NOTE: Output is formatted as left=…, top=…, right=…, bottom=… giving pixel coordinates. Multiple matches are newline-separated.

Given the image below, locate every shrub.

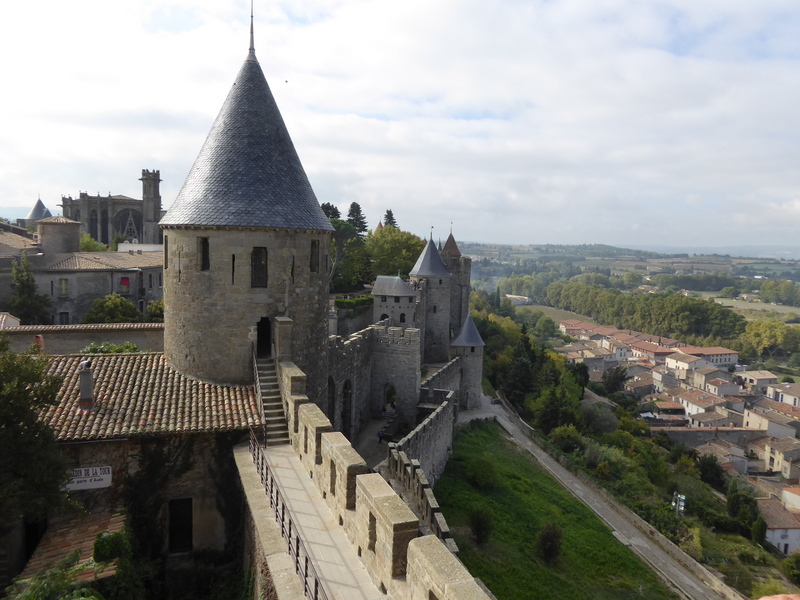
left=466, top=455, right=498, bottom=491
left=80, top=341, right=140, bottom=354
left=94, top=530, right=130, bottom=562
left=784, top=552, right=800, bottom=584
left=549, top=424, right=583, bottom=453
left=334, top=296, right=374, bottom=309
left=751, top=581, right=786, bottom=597
left=468, top=504, right=493, bottom=545
left=537, top=521, right=563, bottom=564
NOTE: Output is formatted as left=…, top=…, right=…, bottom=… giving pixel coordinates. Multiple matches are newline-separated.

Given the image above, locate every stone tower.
left=140, top=169, right=162, bottom=244
left=410, top=238, right=451, bottom=364
left=440, top=232, right=471, bottom=342
left=451, top=314, right=485, bottom=409
left=160, top=29, right=333, bottom=406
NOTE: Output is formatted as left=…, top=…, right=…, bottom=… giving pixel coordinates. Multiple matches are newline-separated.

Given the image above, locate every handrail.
left=249, top=428, right=330, bottom=600
left=252, top=345, right=265, bottom=425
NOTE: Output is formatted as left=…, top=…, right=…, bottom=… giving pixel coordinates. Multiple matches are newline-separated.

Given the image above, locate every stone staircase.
left=256, top=358, right=290, bottom=446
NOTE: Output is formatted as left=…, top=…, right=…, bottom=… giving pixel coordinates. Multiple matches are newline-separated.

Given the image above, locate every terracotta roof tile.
left=42, top=353, right=261, bottom=441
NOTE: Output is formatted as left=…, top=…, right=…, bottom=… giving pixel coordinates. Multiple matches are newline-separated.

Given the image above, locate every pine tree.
left=320, top=202, right=341, bottom=219
left=383, top=209, right=398, bottom=228
left=5, top=252, right=51, bottom=325
left=346, top=202, right=368, bottom=235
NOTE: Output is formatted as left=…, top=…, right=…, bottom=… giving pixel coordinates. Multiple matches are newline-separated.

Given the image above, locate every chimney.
left=79, top=360, right=94, bottom=412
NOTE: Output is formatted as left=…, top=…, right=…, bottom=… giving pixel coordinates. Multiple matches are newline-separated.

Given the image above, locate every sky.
left=2, top=0, right=800, bottom=249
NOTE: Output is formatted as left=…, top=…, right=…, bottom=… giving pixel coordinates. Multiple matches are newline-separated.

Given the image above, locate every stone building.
left=60, top=169, right=163, bottom=245
left=7, top=21, right=488, bottom=600
left=0, top=216, right=163, bottom=324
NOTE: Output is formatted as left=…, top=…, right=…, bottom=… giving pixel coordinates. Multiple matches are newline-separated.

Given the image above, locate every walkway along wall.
left=252, top=354, right=491, bottom=600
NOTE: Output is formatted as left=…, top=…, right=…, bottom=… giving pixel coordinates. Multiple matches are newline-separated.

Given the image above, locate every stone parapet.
left=297, top=403, right=332, bottom=474
left=406, top=535, right=488, bottom=600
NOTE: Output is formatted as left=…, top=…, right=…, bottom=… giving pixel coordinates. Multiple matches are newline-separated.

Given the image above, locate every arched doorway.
left=383, top=384, right=396, bottom=411
left=341, top=380, right=352, bottom=439
left=256, top=317, right=272, bottom=357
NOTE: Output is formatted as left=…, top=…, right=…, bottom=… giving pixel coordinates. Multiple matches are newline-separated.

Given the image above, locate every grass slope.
left=435, top=422, right=677, bottom=600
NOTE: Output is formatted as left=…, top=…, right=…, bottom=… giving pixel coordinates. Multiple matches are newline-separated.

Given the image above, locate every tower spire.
left=249, top=0, right=255, bottom=57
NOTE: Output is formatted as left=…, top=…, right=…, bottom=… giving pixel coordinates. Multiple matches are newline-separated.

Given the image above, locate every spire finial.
left=249, top=0, right=255, bottom=56
left=430, top=226, right=434, bottom=241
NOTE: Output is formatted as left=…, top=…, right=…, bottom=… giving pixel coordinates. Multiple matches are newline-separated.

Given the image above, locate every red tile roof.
left=20, top=511, right=125, bottom=581
left=42, top=353, right=261, bottom=441
left=757, top=498, right=800, bottom=530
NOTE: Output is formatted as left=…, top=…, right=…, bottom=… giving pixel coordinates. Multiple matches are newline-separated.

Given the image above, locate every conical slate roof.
left=160, top=46, right=333, bottom=232
left=26, top=198, right=52, bottom=221
left=441, top=233, right=461, bottom=257
left=451, top=314, right=485, bottom=347
left=409, top=237, right=450, bottom=278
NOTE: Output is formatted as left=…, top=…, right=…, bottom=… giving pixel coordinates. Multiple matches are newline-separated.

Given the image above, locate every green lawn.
left=435, top=422, right=678, bottom=600
left=516, top=304, right=597, bottom=327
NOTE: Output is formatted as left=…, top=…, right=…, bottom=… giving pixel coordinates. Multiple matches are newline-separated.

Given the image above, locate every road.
left=458, top=399, right=741, bottom=600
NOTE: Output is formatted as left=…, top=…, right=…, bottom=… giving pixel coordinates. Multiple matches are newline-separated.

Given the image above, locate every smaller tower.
left=451, top=314, right=485, bottom=409
left=140, top=169, right=162, bottom=244
left=409, top=238, right=451, bottom=364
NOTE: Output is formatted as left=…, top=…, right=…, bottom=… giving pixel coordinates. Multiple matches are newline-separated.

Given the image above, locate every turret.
left=451, top=314, right=485, bottom=409
left=409, top=238, right=451, bottom=363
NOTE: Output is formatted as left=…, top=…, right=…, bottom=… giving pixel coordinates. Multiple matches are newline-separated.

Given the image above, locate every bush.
left=466, top=455, right=498, bottom=491
left=537, top=521, right=563, bottom=564
left=751, top=580, right=786, bottom=598
left=334, top=296, right=374, bottom=309
left=783, top=552, right=800, bottom=584
left=468, top=504, right=493, bottom=545
left=94, top=530, right=130, bottom=562
left=80, top=341, right=140, bottom=354
left=549, top=424, right=583, bottom=453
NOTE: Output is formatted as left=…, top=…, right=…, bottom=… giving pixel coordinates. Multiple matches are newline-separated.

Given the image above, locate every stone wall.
left=162, top=227, right=330, bottom=401
left=327, top=327, right=374, bottom=440
left=656, top=427, right=766, bottom=449
left=394, top=394, right=455, bottom=487
left=275, top=365, right=491, bottom=600
left=3, top=323, right=164, bottom=354
left=420, top=358, right=460, bottom=404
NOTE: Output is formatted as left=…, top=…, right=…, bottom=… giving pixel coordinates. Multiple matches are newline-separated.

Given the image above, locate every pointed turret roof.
left=451, top=314, right=485, bottom=347
left=26, top=198, right=52, bottom=221
left=375, top=221, right=384, bottom=233
left=409, top=237, right=451, bottom=278
left=160, top=37, right=333, bottom=232
left=441, top=232, right=461, bottom=257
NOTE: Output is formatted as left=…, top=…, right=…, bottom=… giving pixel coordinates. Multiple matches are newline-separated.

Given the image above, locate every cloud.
left=2, top=0, right=800, bottom=247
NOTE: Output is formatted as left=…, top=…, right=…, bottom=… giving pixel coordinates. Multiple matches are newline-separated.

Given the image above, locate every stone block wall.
left=420, top=358, right=460, bottom=404
left=328, top=327, right=374, bottom=439
left=4, top=323, right=165, bottom=354
left=278, top=362, right=491, bottom=599
left=395, top=393, right=456, bottom=486
left=371, top=325, right=421, bottom=425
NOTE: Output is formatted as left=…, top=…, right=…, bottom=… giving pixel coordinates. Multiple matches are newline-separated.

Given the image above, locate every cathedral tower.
left=160, top=27, right=333, bottom=404
left=140, top=169, right=162, bottom=244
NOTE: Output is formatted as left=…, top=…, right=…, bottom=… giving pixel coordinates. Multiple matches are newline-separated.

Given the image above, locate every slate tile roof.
left=372, top=275, right=416, bottom=297
left=160, top=49, right=333, bottom=232
left=25, top=198, right=52, bottom=221
left=451, top=314, right=485, bottom=347
left=409, top=238, right=451, bottom=278
left=41, top=353, right=261, bottom=442
left=20, top=511, right=125, bottom=582
left=441, top=233, right=461, bottom=257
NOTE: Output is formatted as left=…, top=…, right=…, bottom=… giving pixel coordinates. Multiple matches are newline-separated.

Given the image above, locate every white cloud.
left=1, top=0, right=800, bottom=247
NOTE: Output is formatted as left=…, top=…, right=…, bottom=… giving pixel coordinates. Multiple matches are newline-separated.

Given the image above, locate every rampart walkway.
left=457, top=398, right=740, bottom=600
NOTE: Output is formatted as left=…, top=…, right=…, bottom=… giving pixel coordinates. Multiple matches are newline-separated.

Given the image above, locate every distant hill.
left=625, top=244, right=800, bottom=260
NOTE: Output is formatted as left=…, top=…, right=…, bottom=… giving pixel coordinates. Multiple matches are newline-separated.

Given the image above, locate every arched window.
left=380, top=313, right=389, bottom=321
left=400, top=313, right=406, bottom=323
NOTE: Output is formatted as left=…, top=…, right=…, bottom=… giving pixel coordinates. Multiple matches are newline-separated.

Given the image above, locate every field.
left=516, top=304, right=596, bottom=326
left=434, top=422, right=678, bottom=600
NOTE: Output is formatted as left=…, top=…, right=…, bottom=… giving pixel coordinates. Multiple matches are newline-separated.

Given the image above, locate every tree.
left=328, top=218, right=361, bottom=287
left=0, top=334, right=68, bottom=536
left=145, top=299, right=164, bottom=323
left=537, top=521, right=563, bottom=563
left=346, top=202, right=368, bottom=235
left=601, top=365, right=631, bottom=394
left=751, top=516, right=767, bottom=546
left=622, top=271, right=643, bottom=289
left=720, top=286, right=738, bottom=299
left=320, top=202, right=341, bottom=219
left=383, top=209, right=398, bottom=228
left=4, top=252, right=51, bottom=325
left=79, top=232, right=107, bottom=252
left=82, top=293, right=143, bottom=324
left=364, top=227, right=425, bottom=278
left=696, top=454, right=725, bottom=490
left=468, top=503, right=493, bottom=545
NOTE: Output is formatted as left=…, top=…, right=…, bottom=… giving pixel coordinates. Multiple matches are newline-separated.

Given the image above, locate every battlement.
left=264, top=360, right=491, bottom=600
left=374, top=324, right=420, bottom=345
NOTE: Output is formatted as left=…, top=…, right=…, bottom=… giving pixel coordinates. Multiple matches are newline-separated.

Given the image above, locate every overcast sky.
left=2, top=0, right=800, bottom=249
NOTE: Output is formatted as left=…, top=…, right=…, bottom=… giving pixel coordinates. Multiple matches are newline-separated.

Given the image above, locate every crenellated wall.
left=269, top=365, right=491, bottom=600
left=420, top=358, right=460, bottom=404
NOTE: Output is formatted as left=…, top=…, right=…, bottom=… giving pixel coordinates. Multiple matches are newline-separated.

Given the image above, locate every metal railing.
left=249, top=428, right=330, bottom=600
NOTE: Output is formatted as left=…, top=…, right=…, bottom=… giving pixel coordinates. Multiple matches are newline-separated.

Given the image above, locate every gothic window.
left=198, top=237, right=210, bottom=271
left=310, top=240, right=320, bottom=273
left=251, top=247, right=268, bottom=288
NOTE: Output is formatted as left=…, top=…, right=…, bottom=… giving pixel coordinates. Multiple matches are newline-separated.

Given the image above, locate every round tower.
left=451, top=314, right=485, bottom=409
left=409, top=238, right=451, bottom=364
left=37, top=216, right=81, bottom=254
left=159, top=34, right=333, bottom=406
